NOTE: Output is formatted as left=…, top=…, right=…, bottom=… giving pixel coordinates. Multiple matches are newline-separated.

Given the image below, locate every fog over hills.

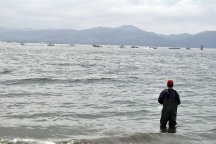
left=0, top=25, right=216, bottom=48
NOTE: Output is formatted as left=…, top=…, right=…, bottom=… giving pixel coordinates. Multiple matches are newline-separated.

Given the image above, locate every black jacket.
left=158, top=88, right=180, bottom=109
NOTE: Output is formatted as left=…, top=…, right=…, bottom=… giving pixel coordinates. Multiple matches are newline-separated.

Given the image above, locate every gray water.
left=0, top=42, right=216, bottom=144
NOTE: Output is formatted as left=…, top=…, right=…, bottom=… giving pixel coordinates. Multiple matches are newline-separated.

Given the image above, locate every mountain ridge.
left=0, top=25, right=216, bottom=48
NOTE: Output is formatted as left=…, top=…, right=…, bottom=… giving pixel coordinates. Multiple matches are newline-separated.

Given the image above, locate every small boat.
left=200, top=45, right=204, bottom=50
left=131, top=46, right=138, bottom=48
left=186, top=47, right=190, bottom=50
left=169, top=47, right=181, bottom=49
left=92, top=44, right=102, bottom=47
left=119, top=45, right=125, bottom=48
left=47, top=43, right=54, bottom=46
left=20, top=42, right=25, bottom=45
left=150, top=46, right=157, bottom=49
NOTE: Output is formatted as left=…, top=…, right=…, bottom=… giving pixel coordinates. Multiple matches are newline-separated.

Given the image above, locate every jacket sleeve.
left=158, top=91, right=164, bottom=104
left=175, top=91, right=181, bottom=105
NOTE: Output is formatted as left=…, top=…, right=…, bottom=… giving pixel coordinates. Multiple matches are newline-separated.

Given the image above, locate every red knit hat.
left=167, top=80, right=174, bottom=87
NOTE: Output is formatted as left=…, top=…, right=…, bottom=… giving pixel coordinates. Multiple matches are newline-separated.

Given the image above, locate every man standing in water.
left=158, top=80, right=180, bottom=132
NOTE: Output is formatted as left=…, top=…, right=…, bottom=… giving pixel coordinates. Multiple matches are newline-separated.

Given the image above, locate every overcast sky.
left=0, top=0, right=216, bottom=34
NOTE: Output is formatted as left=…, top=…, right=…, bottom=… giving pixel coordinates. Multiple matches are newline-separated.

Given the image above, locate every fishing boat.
left=92, top=44, right=102, bottom=47
left=150, top=46, right=157, bottom=49
left=131, top=46, right=138, bottom=48
left=47, top=43, right=54, bottom=46
left=169, top=47, right=181, bottom=49
left=119, top=45, right=125, bottom=48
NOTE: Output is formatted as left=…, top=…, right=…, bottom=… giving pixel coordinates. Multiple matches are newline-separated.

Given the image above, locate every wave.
left=0, top=133, right=196, bottom=144
left=74, top=133, right=196, bottom=144
left=209, top=128, right=216, bottom=132
left=48, top=63, right=76, bottom=66
left=0, top=138, right=56, bottom=144
left=0, top=69, right=12, bottom=74
left=0, top=78, right=56, bottom=85
left=71, top=77, right=120, bottom=83
left=0, top=77, right=120, bottom=85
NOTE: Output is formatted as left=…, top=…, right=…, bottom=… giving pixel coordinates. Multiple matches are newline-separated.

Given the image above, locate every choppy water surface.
left=0, top=43, right=216, bottom=144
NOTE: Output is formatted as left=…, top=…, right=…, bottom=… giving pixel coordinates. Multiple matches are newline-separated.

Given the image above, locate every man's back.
left=158, top=88, right=180, bottom=108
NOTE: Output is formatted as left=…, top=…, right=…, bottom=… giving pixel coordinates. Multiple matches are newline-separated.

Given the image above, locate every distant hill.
left=0, top=25, right=216, bottom=48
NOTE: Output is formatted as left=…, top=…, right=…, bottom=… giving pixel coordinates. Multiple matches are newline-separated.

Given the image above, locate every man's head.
left=167, top=80, right=174, bottom=88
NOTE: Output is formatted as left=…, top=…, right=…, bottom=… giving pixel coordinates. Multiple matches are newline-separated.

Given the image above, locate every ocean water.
left=0, top=42, right=216, bottom=144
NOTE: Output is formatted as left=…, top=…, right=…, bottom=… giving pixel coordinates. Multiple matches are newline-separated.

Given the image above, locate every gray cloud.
left=0, top=0, right=215, bottom=34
